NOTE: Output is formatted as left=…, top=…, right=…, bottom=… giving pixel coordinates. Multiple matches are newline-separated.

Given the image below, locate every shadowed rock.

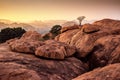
left=35, top=40, right=76, bottom=59
left=89, top=35, right=120, bottom=69
left=73, top=63, right=120, bottom=80
left=0, top=43, right=88, bottom=80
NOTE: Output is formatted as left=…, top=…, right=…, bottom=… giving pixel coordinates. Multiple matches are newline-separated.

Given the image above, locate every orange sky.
left=0, top=0, right=120, bottom=22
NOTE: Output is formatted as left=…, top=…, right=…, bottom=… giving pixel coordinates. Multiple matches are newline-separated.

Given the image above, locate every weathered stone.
left=82, top=24, right=100, bottom=33
left=21, top=31, right=41, bottom=41
left=0, top=43, right=88, bottom=80
left=61, top=25, right=80, bottom=33
left=73, top=63, right=120, bottom=80
left=55, top=29, right=79, bottom=44
left=88, top=35, right=120, bottom=69
left=56, top=19, right=120, bottom=58
left=9, top=39, right=44, bottom=53
left=35, top=40, right=76, bottom=59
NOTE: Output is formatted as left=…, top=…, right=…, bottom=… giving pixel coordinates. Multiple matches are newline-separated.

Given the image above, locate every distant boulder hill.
left=0, top=19, right=120, bottom=80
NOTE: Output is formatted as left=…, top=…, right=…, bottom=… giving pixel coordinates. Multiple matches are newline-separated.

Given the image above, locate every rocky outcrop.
left=73, top=63, right=120, bottom=80
left=35, top=40, right=76, bottom=59
left=89, top=35, right=120, bottom=69
left=56, top=19, right=120, bottom=58
left=61, top=25, right=80, bottom=33
left=55, top=29, right=80, bottom=44
left=21, top=31, right=41, bottom=41
left=0, top=43, right=88, bottom=80
left=8, top=31, right=44, bottom=53
left=9, top=39, right=44, bottom=53
left=9, top=31, right=76, bottom=59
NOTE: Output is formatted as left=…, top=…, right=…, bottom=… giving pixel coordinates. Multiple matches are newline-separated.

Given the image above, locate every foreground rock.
left=35, top=40, right=76, bottom=59
left=9, top=39, right=44, bottom=53
left=56, top=19, right=120, bottom=58
left=0, top=43, right=88, bottom=80
left=73, top=63, right=120, bottom=80
left=89, top=35, right=120, bottom=69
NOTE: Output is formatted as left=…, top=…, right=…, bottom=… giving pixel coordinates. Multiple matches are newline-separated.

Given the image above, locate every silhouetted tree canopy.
left=50, top=25, right=62, bottom=36
left=0, top=27, right=26, bottom=43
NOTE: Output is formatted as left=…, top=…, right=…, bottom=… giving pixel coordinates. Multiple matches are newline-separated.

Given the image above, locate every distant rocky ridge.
left=0, top=19, right=120, bottom=80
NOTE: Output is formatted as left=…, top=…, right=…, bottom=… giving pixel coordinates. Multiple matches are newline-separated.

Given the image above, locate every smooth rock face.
left=9, top=39, right=44, bottom=53
left=56, top=19, right=120, bottom=58
left=61, top=25, right=80, bottom=33
left=0, top=43, right=88, bottom=80
left=35, top=40, right=76, bottom=59
left=89, top=35, right=120, bottom=69
left=73, top=63, right=120, bottom=80
left=21, top=31, right=41, bottom=41
left=55, top=29, right=79, bottom=44
left=82, top=24, right=100, bottom=33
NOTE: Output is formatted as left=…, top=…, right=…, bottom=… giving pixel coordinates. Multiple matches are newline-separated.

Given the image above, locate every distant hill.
left=0, top=19, right=67, bottom=34
left=28, top=20, right=67, bottom=33
left=0, top=22, right=35, bottom=31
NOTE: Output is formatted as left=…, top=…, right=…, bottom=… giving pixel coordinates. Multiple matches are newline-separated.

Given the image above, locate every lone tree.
left=77, top=16, right=86, bottom=26
left=0, top=27, right=26, bottom=43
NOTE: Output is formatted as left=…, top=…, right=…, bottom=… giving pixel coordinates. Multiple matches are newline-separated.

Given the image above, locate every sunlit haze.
left=0, top=0, right=120, bottom=22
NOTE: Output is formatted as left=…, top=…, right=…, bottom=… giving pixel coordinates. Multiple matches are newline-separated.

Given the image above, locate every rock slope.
left=73, top=63, right=120, bottom=80
left=0, top=43, right=88, bottom=80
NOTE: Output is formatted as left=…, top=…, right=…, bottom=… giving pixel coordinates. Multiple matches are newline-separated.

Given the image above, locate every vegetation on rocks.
left=0, top=27, right=26, bottom=43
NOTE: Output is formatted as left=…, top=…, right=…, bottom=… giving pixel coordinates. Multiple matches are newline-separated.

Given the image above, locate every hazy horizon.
left=0, top=0, right=120, bottom=22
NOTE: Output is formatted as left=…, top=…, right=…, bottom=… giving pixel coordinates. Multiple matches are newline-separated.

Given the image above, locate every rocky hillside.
left=0, top=19, right=120, bottom=80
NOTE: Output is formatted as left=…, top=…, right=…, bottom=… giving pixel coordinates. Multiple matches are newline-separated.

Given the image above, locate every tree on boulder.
left=0, top=27, right=26, bottom=43
left=77, top=16, right=86, bottom=26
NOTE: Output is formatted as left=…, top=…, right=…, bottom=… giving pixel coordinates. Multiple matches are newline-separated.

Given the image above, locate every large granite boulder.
left=8, top=31, right=44, bottom=54
left=88, top=35, right=120, bottom=69
left=73, top=63, right=120, bottom=80
left=0, top=43, right=88, bottom=80
left=35, top=40, right=76, bottom=59
left=61, top=25, right=80, bottom=33
left=55, top=29, right=79, bottom=44
left=21, top=31, right=41, bottom=41
left=9, top=39, right=44, bottom=53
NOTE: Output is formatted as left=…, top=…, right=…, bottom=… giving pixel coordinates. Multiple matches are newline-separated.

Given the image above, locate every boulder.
left=88, top=35, right=120, bottom=69
left=56, top=19, right=120, bottom=58
left=35, top=40, right=76, bottom=59
left=73, top=63, right=120, bottom=80
left=21, top=31, right=41, bottom=41
left=55, top=29, right=79, bottom=44
left=82, top=24, right=100, bottom=33
left=0, top=43, right=88, bottom=80
left=9, top=39, right=44, bottom=53
left=61, top=25, right=80, bottom=33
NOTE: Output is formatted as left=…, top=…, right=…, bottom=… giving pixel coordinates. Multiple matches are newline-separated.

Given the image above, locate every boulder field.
left=0, top=19, right=120, bottom=80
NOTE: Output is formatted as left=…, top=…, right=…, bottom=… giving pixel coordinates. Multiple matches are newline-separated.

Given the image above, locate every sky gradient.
left=0, top=0, right=120, bottom=22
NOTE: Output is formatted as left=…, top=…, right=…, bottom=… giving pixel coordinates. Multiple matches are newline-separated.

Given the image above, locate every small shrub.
left=0, top=27, right=26, bottom=43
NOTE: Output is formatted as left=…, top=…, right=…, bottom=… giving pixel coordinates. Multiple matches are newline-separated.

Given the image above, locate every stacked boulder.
left=9, top=31, right=76, bottom=59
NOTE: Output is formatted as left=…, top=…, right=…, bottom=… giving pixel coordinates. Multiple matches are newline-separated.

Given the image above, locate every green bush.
left=50, top=25, right=62, bottom=36
left=0, top=27, right=26, bottom=43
